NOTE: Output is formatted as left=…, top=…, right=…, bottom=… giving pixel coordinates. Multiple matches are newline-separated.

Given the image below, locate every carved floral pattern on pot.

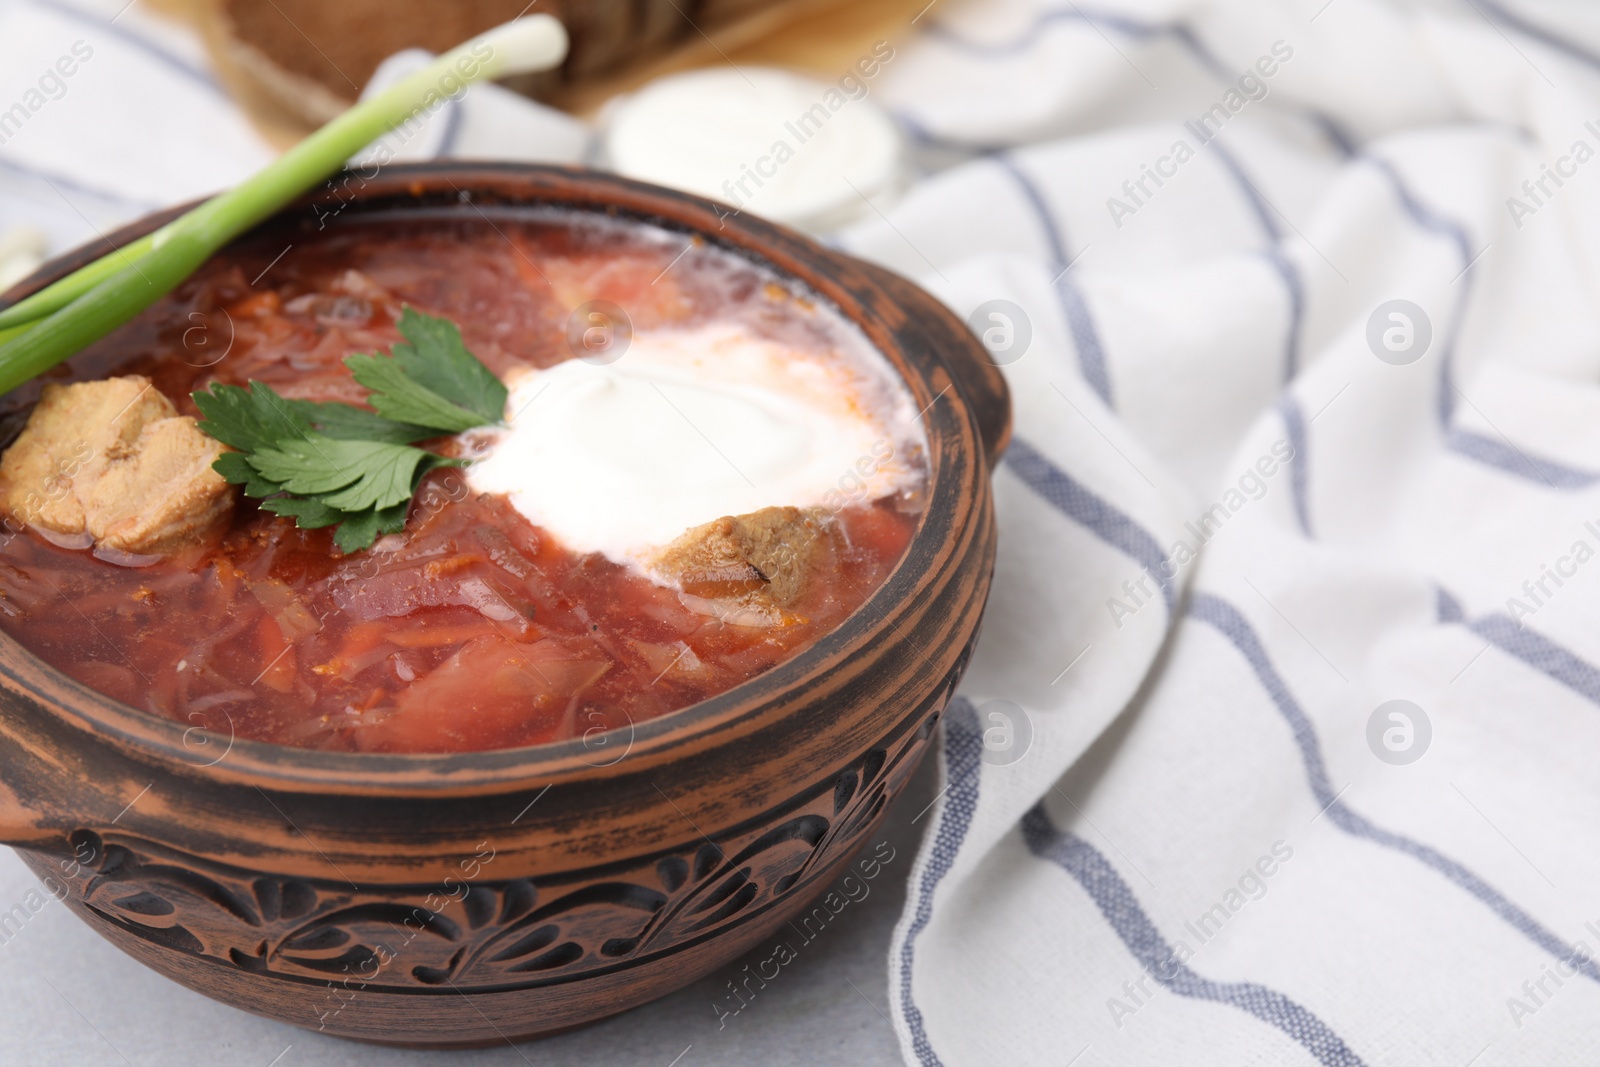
left=50, top=703, right=943, bottom=995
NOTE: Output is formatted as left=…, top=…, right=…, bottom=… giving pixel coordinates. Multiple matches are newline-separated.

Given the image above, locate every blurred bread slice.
left=211, top=0, right=802, bottom=125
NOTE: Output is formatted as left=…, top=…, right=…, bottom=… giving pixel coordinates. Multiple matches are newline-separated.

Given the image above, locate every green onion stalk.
left=0, top=16, right=568, bottom=395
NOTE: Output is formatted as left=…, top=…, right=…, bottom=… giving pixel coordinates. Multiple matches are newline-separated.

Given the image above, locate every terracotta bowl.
left=0, top=163, right=1007, bottom=1047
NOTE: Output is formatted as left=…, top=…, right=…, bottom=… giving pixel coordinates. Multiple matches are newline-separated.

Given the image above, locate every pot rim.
left=0, top=161, right=994, bottom=795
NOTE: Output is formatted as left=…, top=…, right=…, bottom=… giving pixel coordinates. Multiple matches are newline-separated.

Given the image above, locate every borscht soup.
left=0, top=211, right=929, bottom=753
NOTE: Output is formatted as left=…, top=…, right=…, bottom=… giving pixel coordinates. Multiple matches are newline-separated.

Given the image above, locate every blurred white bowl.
left=600, top=66, right=905, bottom=233
left=0, top=227, right=46, bottom=293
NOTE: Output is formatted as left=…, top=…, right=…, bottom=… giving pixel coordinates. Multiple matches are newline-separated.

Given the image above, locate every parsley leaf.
left=191, top=308, right=504, bottom=553
left=346, top=307, right=508, bottom=430
left=330, top=502, right=409, bottom=554
left=247, top=436, right=458, bottom=511
left=211, top=450, right=283, bottom=498
left=192, top=381, right=309, bottom=453
left=293, top=400, right=436, bottom=445
left=258, top=496, right=343, bottom=528
left=195, top=379, right=436, bottom=448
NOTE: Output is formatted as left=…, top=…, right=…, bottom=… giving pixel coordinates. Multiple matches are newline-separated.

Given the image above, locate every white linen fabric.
left=0, top=0, right=274, bottom=264
left=5, top=0, right=1600, bottom=1064
left=859, top=2, right=1600, bottom=1065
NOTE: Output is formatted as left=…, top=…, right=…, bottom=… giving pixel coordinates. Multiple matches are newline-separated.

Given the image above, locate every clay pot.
left=0, top=164, right=1007, bottom=1047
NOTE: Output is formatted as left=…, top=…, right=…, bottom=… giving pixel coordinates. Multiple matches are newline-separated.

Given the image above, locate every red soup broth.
left=0, top=212, right=927, bottom=753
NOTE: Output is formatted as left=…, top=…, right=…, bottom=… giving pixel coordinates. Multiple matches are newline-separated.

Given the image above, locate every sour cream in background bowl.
left=600, top=64, right=907, bottom=233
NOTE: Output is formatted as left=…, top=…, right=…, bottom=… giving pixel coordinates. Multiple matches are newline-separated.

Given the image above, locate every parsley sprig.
left=193, top=308, right=508, bottom=553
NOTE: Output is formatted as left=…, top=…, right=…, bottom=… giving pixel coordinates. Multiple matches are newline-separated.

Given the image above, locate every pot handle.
left=847, top=258, right=1011, bottom=469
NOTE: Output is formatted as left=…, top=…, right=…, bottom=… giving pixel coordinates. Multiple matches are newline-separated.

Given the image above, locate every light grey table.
left=0, top=756, right=934, bottom=1066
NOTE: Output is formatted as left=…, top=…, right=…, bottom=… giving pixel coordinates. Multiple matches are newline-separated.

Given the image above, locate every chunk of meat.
left=0, top=376, right=234, bottom=554
left=650, top=506, right=828, bottom=621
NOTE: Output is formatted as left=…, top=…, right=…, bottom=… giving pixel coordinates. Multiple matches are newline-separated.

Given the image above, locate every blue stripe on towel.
left=1362, top=155, right=1475, bottom=263
left=1310, top=115, right=1359, bottom=158
left=1264, top=251, right=1305, bottom=382
left=0, top=154, right=158, bottom=214
left=1467, top=614, right=1600, bottom=703
left=930, top=4, right=1358, bottom=173
left=1004, top=436, right=1175, bottom=610
left=926, top=5, right=1235, bottom=82
left=898, top=698, right=984, bottom=1067
left=436, top=97, right=466, bottom=157
left=1441, top=420, right=1600, bottom=488
left=1022, top=805, right=1370, bottom=1067
left=1435, top=587, right=1600, bottom=706
left=1362, top=155, right=1600, bottom=489
left=993, top=155, right=1115, bottom=407
left=1209, top=139, right=1281, bottom=242
left=1475, top=0, right=1600, bottom=72
left=924, top=6, right=1164, bottom=55
left=1191, top=591, right=1600, bottom=984
left=1277, top=396, right=1312, bottom=536
left=35, top=0, right=226, bottom=95
left=1435, top=586, right=1466, bottom=625
left=895, top=113, right=1008, bottom=159
left=1208, top=140, right=1306, bottom=382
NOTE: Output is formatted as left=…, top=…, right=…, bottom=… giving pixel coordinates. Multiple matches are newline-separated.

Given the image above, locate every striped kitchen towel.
left=848, top=0, right=1600, bottom=1064
left=0, top=0, right=273, bottom=265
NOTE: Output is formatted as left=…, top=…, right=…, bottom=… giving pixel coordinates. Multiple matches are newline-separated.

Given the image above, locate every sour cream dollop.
left=464, top=323, right=925, bottom=569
